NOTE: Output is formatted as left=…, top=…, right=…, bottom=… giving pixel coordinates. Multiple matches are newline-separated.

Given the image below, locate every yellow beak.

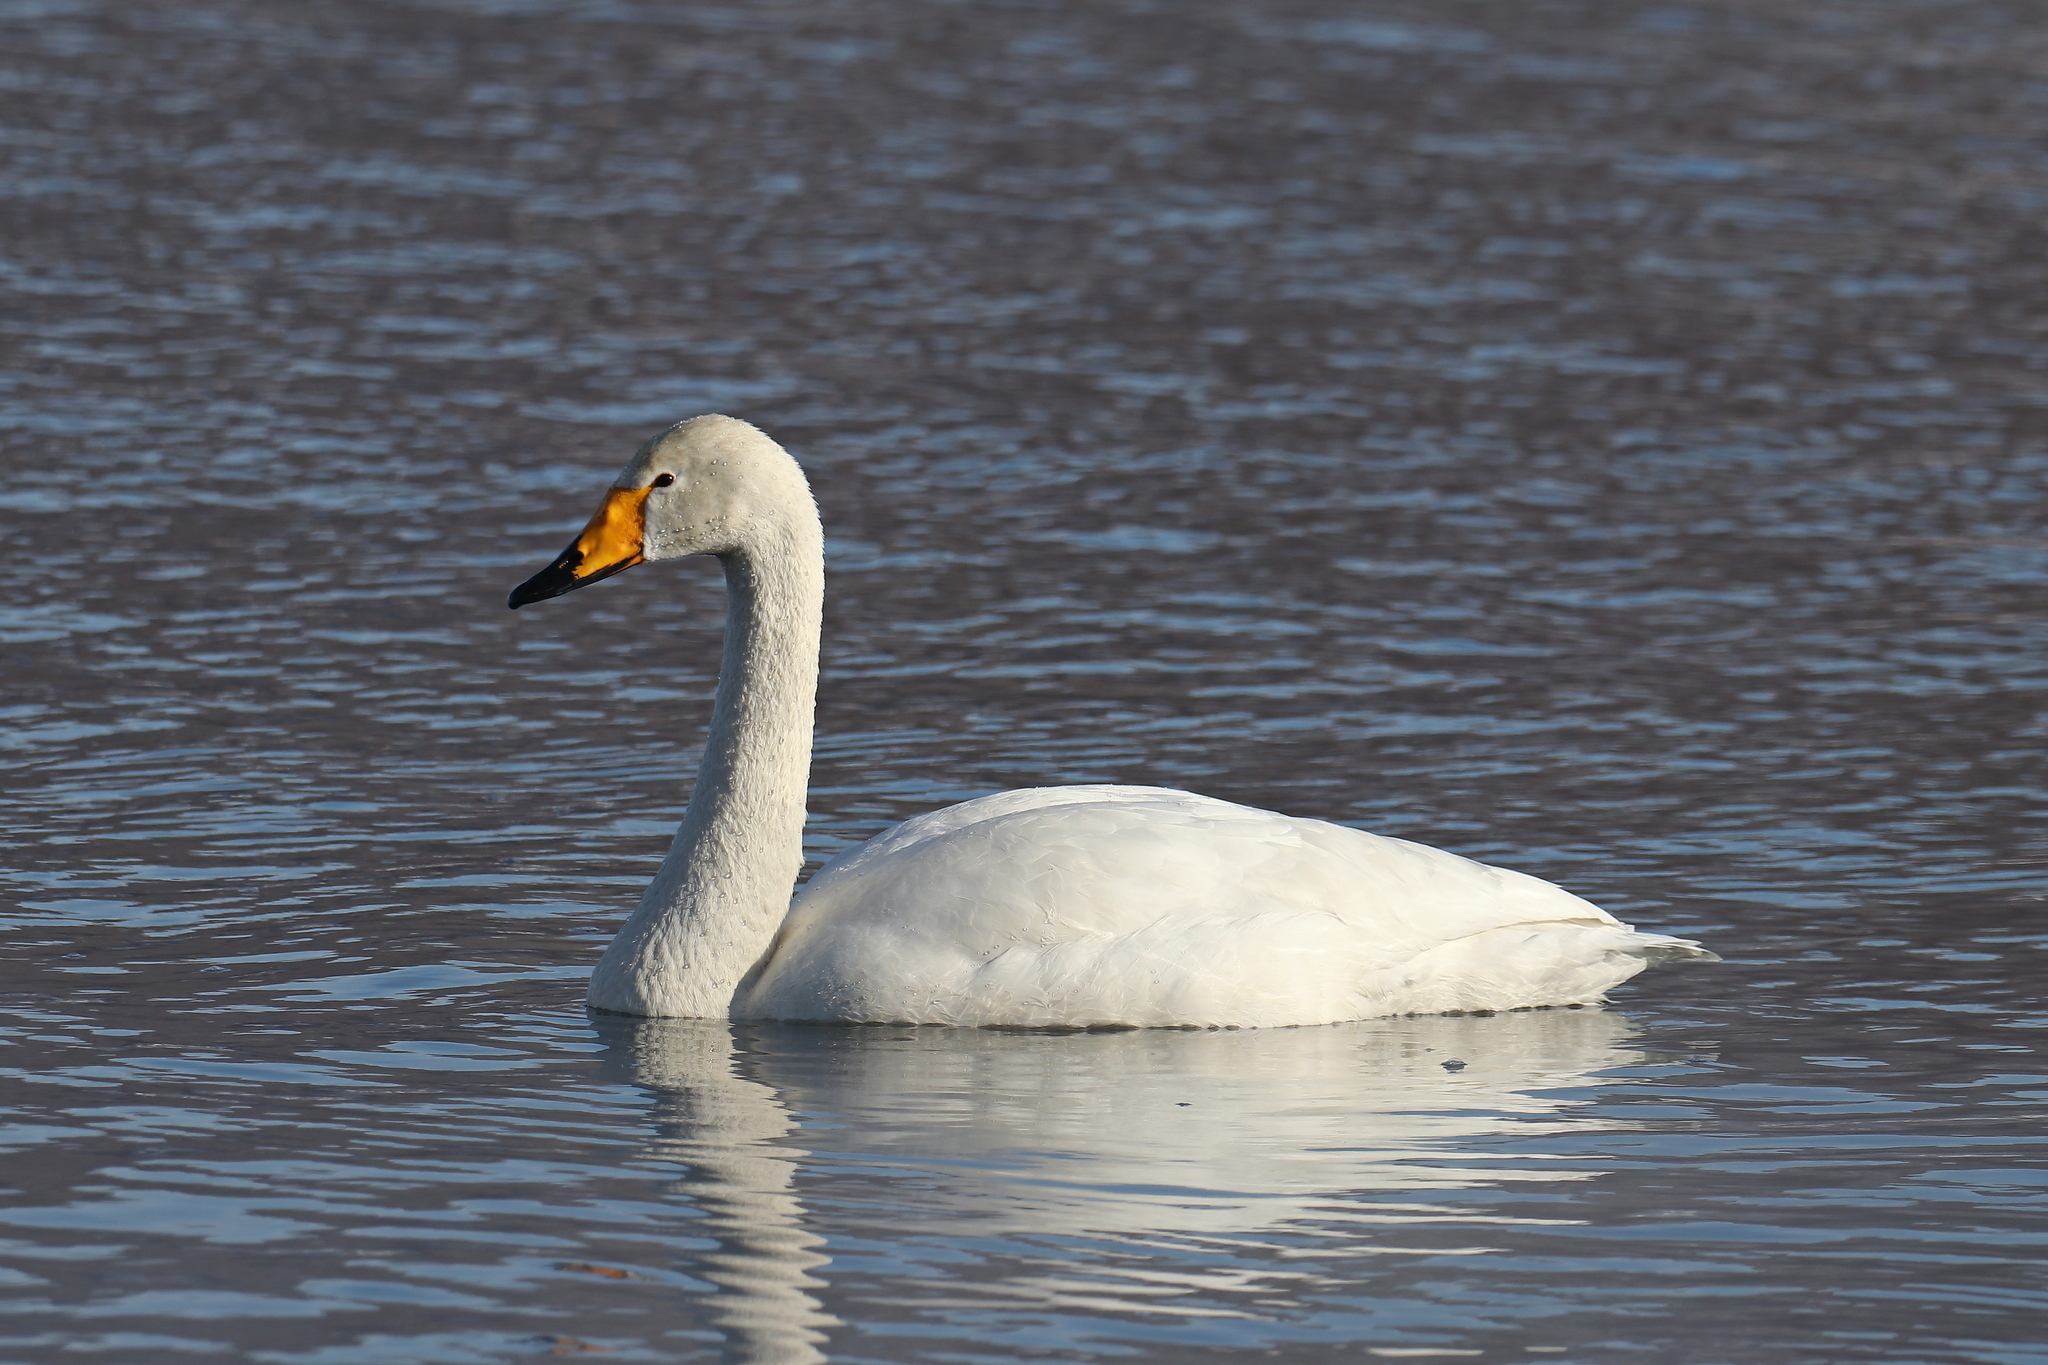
left=507, top=485, right=651, bottom=609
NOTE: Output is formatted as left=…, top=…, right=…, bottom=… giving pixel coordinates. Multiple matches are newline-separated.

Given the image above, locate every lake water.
left=5, top=0, right=2047, bottom=1361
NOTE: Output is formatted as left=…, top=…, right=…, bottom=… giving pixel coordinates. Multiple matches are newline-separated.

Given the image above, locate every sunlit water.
left=5, top=0, right=2048, bottom=1361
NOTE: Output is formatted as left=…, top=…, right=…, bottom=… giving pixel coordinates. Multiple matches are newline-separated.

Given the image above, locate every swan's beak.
left=507, top=485, right=649, bottom=609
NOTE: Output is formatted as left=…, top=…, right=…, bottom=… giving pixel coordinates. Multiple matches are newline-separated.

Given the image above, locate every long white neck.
left=587, top=510, right=823, bottom=1018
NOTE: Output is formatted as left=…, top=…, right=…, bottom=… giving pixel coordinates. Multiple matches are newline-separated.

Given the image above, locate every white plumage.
left=751, top=784, right=1706, bottom=1027
left=509, top=415, right=1713, bottom=1027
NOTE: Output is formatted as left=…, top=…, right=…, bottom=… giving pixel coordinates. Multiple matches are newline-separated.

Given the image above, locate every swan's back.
left=741, top=786, right=1708, bottom=1028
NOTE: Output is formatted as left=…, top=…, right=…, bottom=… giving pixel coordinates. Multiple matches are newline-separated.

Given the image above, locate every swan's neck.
left=588, top=515, right=822, bottom=1017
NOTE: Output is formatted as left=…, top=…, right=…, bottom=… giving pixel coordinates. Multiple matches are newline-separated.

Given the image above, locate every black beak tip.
left=507, top=551, right=585, bottom=610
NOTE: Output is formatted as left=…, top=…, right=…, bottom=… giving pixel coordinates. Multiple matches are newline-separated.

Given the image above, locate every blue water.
left=5, top=0, right=2048, bottom=1360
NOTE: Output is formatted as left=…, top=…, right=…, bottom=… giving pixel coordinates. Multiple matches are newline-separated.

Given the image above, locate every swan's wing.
left=748, top=785, right=1707, bottom=1027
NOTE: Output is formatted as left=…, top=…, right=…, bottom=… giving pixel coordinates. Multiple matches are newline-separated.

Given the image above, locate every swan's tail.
left=1621, top=931, right=1720, bottom=965
left=1353, top=920, right=1717, bottom=1018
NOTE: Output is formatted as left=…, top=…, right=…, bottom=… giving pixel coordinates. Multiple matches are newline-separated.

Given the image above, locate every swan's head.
left=508, top=414, right=809, bottom=609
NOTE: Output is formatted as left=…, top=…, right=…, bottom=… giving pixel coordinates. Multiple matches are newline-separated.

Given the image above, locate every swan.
left=509, top=414, right=1713, bottom=1027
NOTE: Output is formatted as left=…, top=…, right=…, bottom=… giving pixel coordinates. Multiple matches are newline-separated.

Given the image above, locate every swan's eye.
left=651, top=473, right=675, bottom=489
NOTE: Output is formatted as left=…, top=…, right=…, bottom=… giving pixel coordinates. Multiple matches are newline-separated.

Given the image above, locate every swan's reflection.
left=594, top=1016, right=836, bottom=1365
left=597, top=1008, right=1666, bottom=1351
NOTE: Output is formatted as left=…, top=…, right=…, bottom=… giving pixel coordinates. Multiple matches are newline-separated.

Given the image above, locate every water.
left=4, top=0, right=2046, bottom=1359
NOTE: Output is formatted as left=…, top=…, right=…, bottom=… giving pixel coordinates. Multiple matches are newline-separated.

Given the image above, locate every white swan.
left=509, top=415, right=1713, bottom=1027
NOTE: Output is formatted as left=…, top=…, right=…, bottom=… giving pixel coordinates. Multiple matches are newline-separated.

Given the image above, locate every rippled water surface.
left=6, top=0, right=2048, bottom=1360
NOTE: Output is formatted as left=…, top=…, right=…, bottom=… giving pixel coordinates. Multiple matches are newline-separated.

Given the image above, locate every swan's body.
left=753, top=784, right=1704, bottom=1028
left=510, top=415, right=1712, bottom=1027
